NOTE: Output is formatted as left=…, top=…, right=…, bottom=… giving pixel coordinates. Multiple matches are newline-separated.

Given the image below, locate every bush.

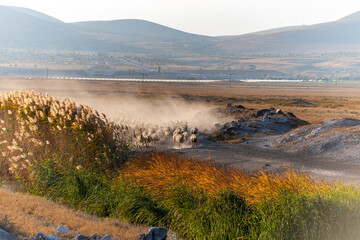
left=0, top=91, right=130, bottom=180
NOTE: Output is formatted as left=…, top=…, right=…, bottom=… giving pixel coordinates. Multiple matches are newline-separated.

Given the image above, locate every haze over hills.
left=208, top=11, right=360, bottom=54
left=0, top=6, right=90, bottom=50
left=2, top=5, right=360, bottom=55
left=4, top=5, right=360, bottom=80
left=71, top=19, right=211, bottom=41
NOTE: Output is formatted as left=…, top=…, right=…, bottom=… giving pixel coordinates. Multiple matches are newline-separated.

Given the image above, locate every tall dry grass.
left=121, top=152, right=360, bottom=239
left=123, top=152, right=331, bottom=205
left=0, top=90, right=130, bottom=180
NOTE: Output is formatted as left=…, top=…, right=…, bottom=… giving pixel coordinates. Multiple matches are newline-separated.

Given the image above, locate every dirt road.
left=172, top=136, right=360, bottom=183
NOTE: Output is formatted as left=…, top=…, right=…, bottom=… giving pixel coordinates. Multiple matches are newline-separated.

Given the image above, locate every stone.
left=142, top=227, right=168, bottom=240
left=34, top=233, right=47, bottom=240
left=0, top=228, right=19, bottom=240
left=276, top=109, right=285, bottom=115
left=287, top=112, right=296, bottom=118
left=290, top=101, right=315, bottom=106
left=235, top=105, right=246, bottom=109
left=55, top=226, right=68, bottom=236
left=89, top=233, right=103, bottom=240
left=46, top=235, right=61, bottom=240
left=100, top=234, right=111, bottom=240
left=256, top=109, right=270, bottom=117
left=71, top=234, right=88, bottom=240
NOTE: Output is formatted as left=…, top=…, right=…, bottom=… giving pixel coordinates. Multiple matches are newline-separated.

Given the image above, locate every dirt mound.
left=211, top=104, right=308, bottom=142
left=271, top=118, right=360, bottom=155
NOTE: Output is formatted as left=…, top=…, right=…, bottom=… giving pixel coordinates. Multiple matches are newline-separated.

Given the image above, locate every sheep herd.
left=116, top=119, right=199, bottom=149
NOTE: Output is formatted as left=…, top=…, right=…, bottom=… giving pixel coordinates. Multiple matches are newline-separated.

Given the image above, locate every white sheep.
left=190, top=127, right=198, bottom=134
left=190, top=134, right=197, bottom=148
left=174, top=133, right=185, bottom=148
left=183, top=131, right=189, bottom=141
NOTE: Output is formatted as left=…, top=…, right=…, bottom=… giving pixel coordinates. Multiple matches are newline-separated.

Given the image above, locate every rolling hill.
left=205, top=11, right=360, bottom=54
left=2, top=5, right=360, bottom=55
left=0, top=6, right=89, bottom=50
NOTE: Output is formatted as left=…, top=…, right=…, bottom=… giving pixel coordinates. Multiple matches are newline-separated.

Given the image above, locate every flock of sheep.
left=116, top=120, right=199, bottom=149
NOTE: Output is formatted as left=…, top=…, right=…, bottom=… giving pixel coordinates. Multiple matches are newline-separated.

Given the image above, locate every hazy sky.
left=1, top=0, right=360, bottom=36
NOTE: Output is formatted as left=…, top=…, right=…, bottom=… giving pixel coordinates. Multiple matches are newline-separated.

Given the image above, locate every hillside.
left=0, top=6, right=90, bottom=50
left=205, top=11, right=360, bottom=54
left=2, top=5, right=360, bottom=65
left=0, top=5, right=216, bottom=55
left=71, top=19, right=210, bottom=41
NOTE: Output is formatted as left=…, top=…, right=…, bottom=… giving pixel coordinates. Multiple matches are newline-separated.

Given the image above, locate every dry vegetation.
left=0, top=189, right=148, bottom=239
left=124, top=152, right=332, bottom=205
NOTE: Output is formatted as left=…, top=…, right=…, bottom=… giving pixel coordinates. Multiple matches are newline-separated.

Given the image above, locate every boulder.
left=276, top=109, right=285, bottom=115
left=235, top=105, right=246, bottom=109
left=100, top=234, right=111, bottom=240
left=88, top=233, right=102, bottom=240
left=287, top=112, right=296, bottom=118
left=0, top=228, right=18, bottom=240
left=139, top=227, right=168, bottom=240
left=55, top=226, right=68, bottom=236
left=71, top=234, right=88, bottom=240
left=256, top=109, right=270, bottom=117
left=290, top=101, right=316, bottom=106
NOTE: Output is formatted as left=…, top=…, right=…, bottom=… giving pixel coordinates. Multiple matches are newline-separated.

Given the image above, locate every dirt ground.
left=2, top=77, right=360, bottom=183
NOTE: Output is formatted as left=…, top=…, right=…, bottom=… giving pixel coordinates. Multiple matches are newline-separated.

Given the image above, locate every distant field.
left=1, top=77, right=360, bottom=124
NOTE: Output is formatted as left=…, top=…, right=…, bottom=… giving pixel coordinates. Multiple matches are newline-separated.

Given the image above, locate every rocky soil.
left=210, top=103, right=308, bottom=143
left=174, top=104, right=360, bottom=183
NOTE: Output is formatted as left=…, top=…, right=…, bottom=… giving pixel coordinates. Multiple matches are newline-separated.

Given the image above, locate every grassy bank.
left=1, top=91, right=360, bottom=239
left=24, top=152, right=360, bottom=240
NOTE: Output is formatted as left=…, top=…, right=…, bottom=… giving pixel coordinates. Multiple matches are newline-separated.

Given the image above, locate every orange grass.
left=123, top=152, right=332, bottom=205
left=0, top=189, right=148, bottom=239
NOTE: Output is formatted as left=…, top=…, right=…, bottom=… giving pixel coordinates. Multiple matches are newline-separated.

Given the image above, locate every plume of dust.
left=72, top=95, right=229, bottom=132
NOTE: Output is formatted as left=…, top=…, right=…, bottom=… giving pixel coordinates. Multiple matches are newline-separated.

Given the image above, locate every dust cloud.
left=73, top=95, right=228, bottom=132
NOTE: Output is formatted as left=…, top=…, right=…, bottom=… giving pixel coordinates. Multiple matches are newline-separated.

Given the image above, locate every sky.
left=0, top=0, right=360, bottom=36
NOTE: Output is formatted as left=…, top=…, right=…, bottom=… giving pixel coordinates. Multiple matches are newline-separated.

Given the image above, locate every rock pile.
left=12, top=225, right=117, bottom=240
left=1, top=226, right=170, bottom=240
left=23, top=232, right=114, bottom=240
left=271, top=118, right=360, bottom=155
left=213, top=105, right=308, bottom=142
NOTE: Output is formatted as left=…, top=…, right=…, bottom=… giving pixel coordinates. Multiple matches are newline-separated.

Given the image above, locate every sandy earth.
left=172, top=134, right=360, bottom=183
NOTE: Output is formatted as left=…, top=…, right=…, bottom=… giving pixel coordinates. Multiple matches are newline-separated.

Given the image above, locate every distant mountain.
left=0, top=5, right=215, bottom=55
left=70, top=19, right=215, bottom=56
left=71, top=19, right=208, bottom=41
left=2, top=5, right=360, bottom=55
left=0, top=5, right=89, bottom=50
left=205, top=11, right=360, bottom=54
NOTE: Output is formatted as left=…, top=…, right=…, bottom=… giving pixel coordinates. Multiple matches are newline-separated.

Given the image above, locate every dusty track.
left=2, top=77, right=360, bottom=183
left=172, top=135, right=360, bottom=183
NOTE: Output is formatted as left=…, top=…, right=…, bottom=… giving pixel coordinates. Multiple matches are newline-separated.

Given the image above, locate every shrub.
left=0, top=90, right=130, bottom=180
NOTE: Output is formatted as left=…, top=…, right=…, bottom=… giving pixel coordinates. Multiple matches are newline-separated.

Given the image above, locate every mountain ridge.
left=1, top=5, right=360, bottom=55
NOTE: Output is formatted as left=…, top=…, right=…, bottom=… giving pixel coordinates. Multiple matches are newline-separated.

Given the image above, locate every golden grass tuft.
left=0, top=90, right=130, bottom=179
left=123, top=152, right=333, bottom=205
